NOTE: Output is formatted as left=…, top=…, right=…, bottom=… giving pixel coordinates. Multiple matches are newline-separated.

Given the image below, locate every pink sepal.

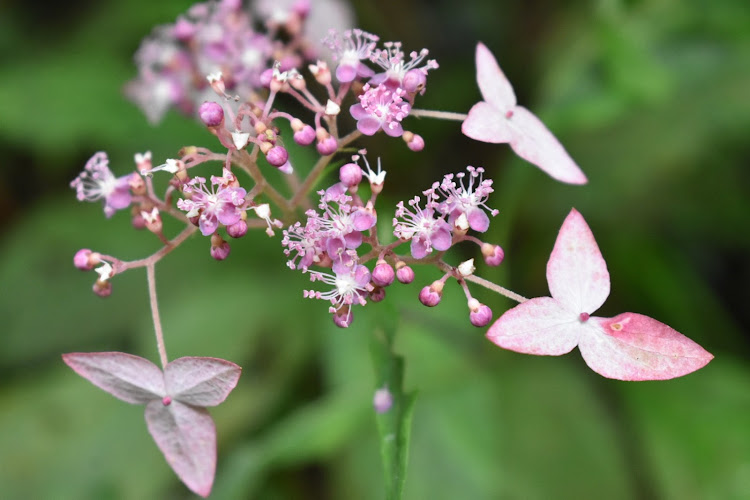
left=581, top=313, right=714, bottom=381
left=462, top=42, right=587, bottom=185
left=62, top=352, right=165, bottom=404
left=145, top=400, right=216, bottom=498
left=165, top=357, right=242, bottom=407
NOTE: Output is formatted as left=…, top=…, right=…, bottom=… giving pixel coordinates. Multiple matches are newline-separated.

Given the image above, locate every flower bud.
left=316, top=134, right=338, bottom=156
left=199, top=101, right=224, bottom=127
left=419, top=281, right=443, bottom=307
left=210, top=234, right=231, bottom=261
left=226, top=220, right=248, bottom=238
left=372, top=260, right=395, bottom=287
left=333, top=307, right=353, bottom=328
left=395, top=264, right=415, bottom=284
left=293, top=124, right=316, bottom=145
left=93, top=279, right=112, bottom=298
left=369, top=286, right=386, bottom=302
left=373, top=387, right=393, bottom=414
left=482, top=243, right=505, bottom=267
left=74, top=249, right=99, bottom=271
left=266, top=146, right=289, bottom=167
left=468, top=299, right=493, bottom=327
left=339, top=162, right=363, bottom=187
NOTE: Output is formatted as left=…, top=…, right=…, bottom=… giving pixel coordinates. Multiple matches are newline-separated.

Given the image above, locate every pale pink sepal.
left=487, top=208, right=713, bottom=381
left=475, top=41, right=516, bottom=110
left=580, top=314, right=714, bottom=381
left=165, top=357, right=242, bottom=407
left=462, top=42, right=587, bottom=185
left=547, top=208, right=610, bottom=315
left=145, top=400, right=216, bottom=498
left=62, top=352, right=165, bottom=404
left=462, top=102, right=513, bottom=143
left=486, top=297, right=580, bottom=355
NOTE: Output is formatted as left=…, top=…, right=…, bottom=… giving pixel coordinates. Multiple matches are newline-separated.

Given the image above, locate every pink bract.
left=486, top=209, right=713, bottom=381
left=62, top=352, right=241, bottom=497
left=462, top=43, right=587, bottom=185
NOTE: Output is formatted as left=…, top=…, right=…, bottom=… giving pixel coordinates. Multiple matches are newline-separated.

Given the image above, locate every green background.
left=1, top=0, right=749, bottom=498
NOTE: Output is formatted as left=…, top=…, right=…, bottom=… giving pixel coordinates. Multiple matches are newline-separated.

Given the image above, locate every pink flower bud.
left=226, top=220, right=248, bottom=238
left=316, top=135, right=338, bottom=156
left=406, top=133, right=425, bottom=152
left=266, top=146, right=289, bottom=167
left=93, top=279, right=112, bottom=298
left=468, top=299, right=493, bottom=327
left=74, top=249, right=98, bottom=271
left=396, top=264, right=415, bottom=284
left=210, top=234, right=231, bottom=261
left=482, top=243, right=505, bottom=266
left=333, top=307, right=353, bottom=328
left=369, top=286, right=386, bottom=302
left=198, top=101, right=224, bottom=127
left=339, top=162, right=363, bottom=187
left=372, top=260, right=395, bottom=287
left=373, top=387, right=393, bottom=413
left=293, top=125, right=316, bottom=145
left=419, top=281, right=443, bottom=307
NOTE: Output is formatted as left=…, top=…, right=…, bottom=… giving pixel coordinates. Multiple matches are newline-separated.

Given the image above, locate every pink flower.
left=70, top=152, right=133, bottom=218
left=62, top=352, right=241, bottom=497
left=393, top=193, right=453, bottom=259
left=462, top=43, right=587, bottom=185
left=437, top=166, right=498, bottom=232
left=369, top=41, right=438, bottom=93
left=323, top=29, right=378, bottom=82
left=486, top=209, right=713, bottom=380
left=350, top=84, right=411, bottom=137
left=177, top=171, right=247, bottom=236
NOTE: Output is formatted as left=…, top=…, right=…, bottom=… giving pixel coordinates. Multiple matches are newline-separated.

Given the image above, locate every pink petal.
left=198, top=213, right=219, bottom=236
left=467, top=208, right=490, bottom=232
left=382, top=121, right=404, bottom=137
left=461, top=102, right=513, bottom=144
left=486, top=297, right=582, bottom=355
left=475, top=42, right=516, bottom=110
left=336, top=64, right=357, bottom=83
left=164, top=357, right=241, bottom=407
left=62, top=352, right=165, bottom=404
left=579, top=313, right=714, bottom=381
left=507, top=106, right=588, bottom=184
left=349, top=103, right=368, bottom=120
left=430, top=225, right=453, bottom=251
left=351, top=210, right=376, bottom=231
left=344, top=230, right=363, bottom=249
left=356, top=116, right=382, bottom=136
left=145, top=400, right=216, bottom=497
left=547, top=209, right=610, bottom=315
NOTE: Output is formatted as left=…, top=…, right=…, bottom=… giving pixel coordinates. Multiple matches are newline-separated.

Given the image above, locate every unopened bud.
left=210, top=234, right=231, bottom=261
left=266, top=146, right=289, bottom=167
left=482, top=243, right=505, bottom=267
left=419, top=281, right=443, bottom=307
left=198, top=101, right=224, bottom=127
left=372, top=260, right=395, bottom=287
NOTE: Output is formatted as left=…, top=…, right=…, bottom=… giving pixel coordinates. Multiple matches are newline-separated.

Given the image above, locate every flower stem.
left=410, top=109, right=468, bottom=121
left=146, top=263, right=168, bottom=369
left=464, top=274, right=527, bottom=303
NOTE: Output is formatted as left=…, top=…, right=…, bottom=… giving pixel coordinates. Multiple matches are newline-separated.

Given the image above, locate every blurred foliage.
left=1, top=0, right=749, bottom=498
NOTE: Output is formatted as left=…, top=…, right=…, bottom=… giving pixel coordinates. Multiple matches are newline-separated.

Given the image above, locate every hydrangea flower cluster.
left=282, top=154, right=504, bottom=328
left=126, top=0, right=315, bottom=123
left=66, top=4, right=712, bottom=495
